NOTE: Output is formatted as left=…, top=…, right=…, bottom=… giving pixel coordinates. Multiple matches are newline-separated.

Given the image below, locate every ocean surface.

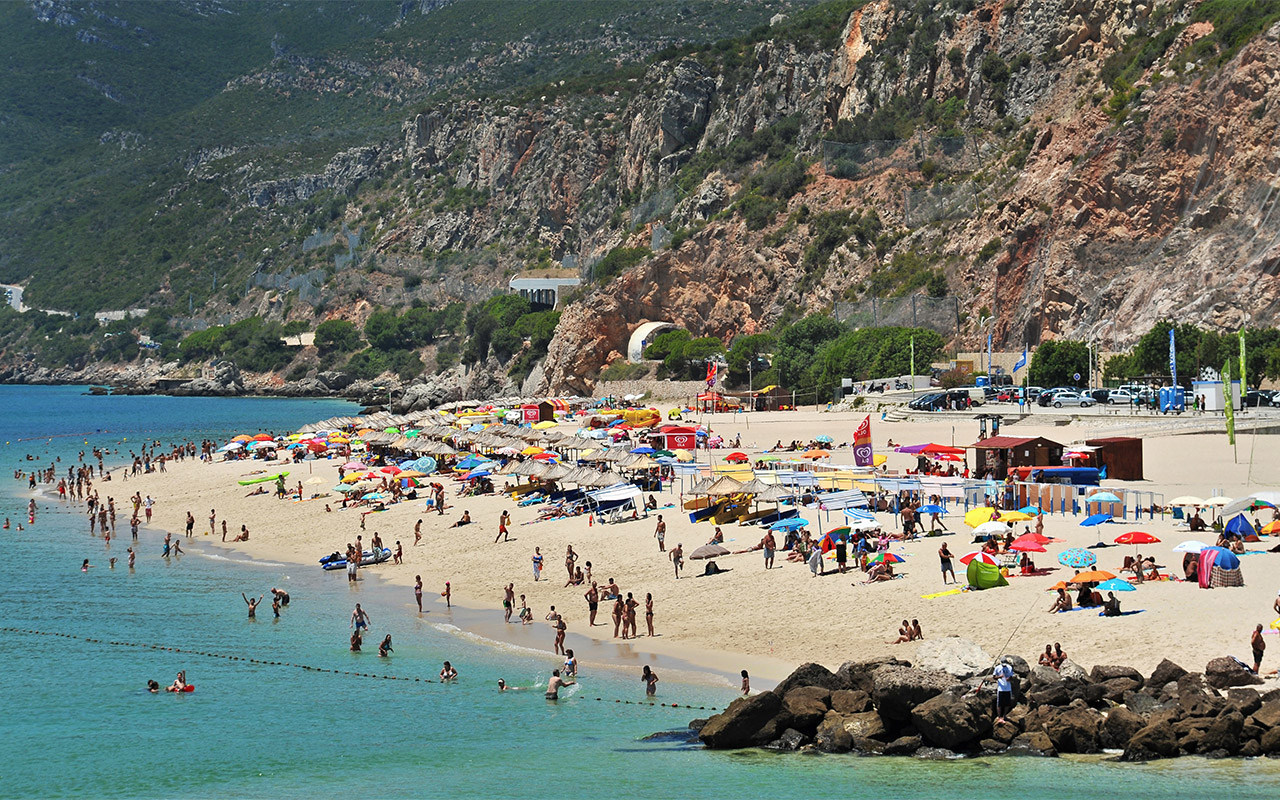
left=1, top=385, right=1278, bottom=799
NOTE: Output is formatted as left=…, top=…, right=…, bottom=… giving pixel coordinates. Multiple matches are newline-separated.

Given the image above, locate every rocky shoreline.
left=690, top=638, right=1279, bottom=761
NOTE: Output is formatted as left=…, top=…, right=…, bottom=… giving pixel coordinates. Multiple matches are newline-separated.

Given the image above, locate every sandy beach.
left=122, top=408, right=1280, bottom=684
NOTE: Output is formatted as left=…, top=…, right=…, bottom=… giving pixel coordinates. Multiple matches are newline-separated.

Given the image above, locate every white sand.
left=122, top=408, right=1280, bottom=683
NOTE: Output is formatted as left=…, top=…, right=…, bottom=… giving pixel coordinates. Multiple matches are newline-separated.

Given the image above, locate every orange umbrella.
left=253, top=433, right=274, bottom=441
left=1261, top=521, right=1280, bottom=534
left=800, top=450, right=830, bottom=459
left=1045, top=581, right=1070, bottom=592
left=1068, top=570, right=1116, bottom=583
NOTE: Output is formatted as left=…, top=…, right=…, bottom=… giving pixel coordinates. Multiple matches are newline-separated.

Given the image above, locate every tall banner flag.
left=1239, top=329, right=1247, bottom=392
left=853, top=415, right=874, bottom=467
left=1169, top=328, right=1177, bottom=386
left=1012, top=346, right=1027, bottom=374
left=705, top=360, right=717, bottom=390
left=910, top=336, right=915, bottom=383
left=1223, top=359, right=1236, bottom=446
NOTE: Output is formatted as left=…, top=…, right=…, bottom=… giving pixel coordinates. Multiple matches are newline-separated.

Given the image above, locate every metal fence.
left=904, top=181, right=978, bottom=227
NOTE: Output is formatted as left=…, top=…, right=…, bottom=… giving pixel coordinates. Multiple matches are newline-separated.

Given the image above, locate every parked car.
left=1244, top=389, right=1271, bottom=408
left=1106, top=389, right=1136, bottom=405
left=1027, top=386, right=1045, bottom=400
left=1087, top=388, right=1111, bottom=404
left=908, top=392, right=944, bottom=410
left=1037, top=388, right=1069, bottom=407
left=1048, top=391, right=1094, bottom=408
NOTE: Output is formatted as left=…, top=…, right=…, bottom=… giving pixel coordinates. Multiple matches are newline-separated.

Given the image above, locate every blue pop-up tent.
left=1224, top=514, right=1258, bottom=541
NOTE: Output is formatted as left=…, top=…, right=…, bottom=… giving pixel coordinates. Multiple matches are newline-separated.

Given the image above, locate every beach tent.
left=966, top=559, right=1008, bottom=590
left=1224, top=514, right=1259, bottom=541
left=1198, top=546, right=1243, bottom=588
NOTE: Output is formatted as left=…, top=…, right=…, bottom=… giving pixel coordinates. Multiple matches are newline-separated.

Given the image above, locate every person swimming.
left=545, top=668, right=574, bottom=700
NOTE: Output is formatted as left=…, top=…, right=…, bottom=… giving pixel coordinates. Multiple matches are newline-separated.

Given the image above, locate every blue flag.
left=1168, top=328, right=1177, bottom=385
left=1013, top=347, right=1027, bottom=373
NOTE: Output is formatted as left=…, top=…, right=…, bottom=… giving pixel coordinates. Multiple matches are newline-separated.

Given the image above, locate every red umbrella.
left=959, top=551, right=999, bottom=566
left=380, top=466, right=402, bottom=475
left=724, top=452, right=749, bottom=463
left=1114, top=531, right=1160, bottom=545
left=253, top=433, right=274, bottom=441
left=1010, top=535, right=1046, bottom=553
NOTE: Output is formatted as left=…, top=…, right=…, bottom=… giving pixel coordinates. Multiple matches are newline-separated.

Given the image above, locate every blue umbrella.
left=1017, top=505, right=1043, bottom=516
left=917, top=504, right=947, bottom=514
left=467, top=423, right=485, bottom=432
left=456, top=456, right=485, bottom=469
left=630, top=446, right=655, bottom=454
left=770, top=518, right=809, bottom=531
left=1202, top=546, right=1241, bottom=570
left=1058, top=547, right=1097, bottom=568
left=1081, top=513, right=1112, bottom=527
left=815, top=435, right=834, bottom=443
left=464, top=469, right=491, bottom=479
left=1087, top=492, right=1122, bottom=503
left=1096, top=578, right=1136, bottom=592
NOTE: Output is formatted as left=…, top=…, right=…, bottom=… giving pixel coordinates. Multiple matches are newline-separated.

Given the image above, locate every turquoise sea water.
left=2, top=385, right=1278, bottom=799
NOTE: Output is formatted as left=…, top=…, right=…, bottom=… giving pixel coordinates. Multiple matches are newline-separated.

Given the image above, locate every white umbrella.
left=973, top=521, right=1010, bottom=537
left=1172, top=540, right=1211, bottom=553
left=1168, top=496, right=1205, bottom=507
left=1202, top=496, right=1232, bottom=507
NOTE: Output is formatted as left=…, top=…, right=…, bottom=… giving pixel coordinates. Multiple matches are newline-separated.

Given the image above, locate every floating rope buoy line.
left=1, top=626, right=722, bottom=710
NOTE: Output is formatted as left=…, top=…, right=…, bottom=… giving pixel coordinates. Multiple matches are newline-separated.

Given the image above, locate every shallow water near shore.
left=2, top=386, right=1278, bottom=799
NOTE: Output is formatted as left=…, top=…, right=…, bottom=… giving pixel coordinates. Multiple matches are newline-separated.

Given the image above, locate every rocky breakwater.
left=693, top=638, right=1280, bottom=760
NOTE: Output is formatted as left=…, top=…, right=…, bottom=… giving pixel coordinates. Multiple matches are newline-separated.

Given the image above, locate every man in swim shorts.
left=350, top=603, right=370, bottom=631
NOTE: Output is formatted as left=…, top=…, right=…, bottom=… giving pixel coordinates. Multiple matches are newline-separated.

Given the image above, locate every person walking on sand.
left=1253, top=623, right=1266, bottom=673
left=441, top=581, right=451, bottom=608
left=641, top=665, right=659, bottom=697
left=670, top=542, right=683, bottom=579
left=762, top=531, right=777, bottom=569
left=209, top=509, right=217, bottom=537
left=584, top=581, right=600, bottom=627
left=414, top=519, right=422, bottom=547
left=242, top=593, right=262, bottom=619
left=503, top=583, right=515, bottom=623
left=414, top=575, right=423, bottom=612
left=495, top=510, right=510, bottom=543
left=532, top=547, right=543, bottom=581
left=654, top=515, right=666, bottom=552
left=939, top=542, right=956, bottom=585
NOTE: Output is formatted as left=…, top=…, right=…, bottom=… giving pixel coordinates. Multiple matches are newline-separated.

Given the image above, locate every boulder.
left=991, top=718, right=1021, bottom=744
left=1176, top=674, right=1225, bottom=718
left=688, top=718, right=708, bottom=733
left=1027, top=683, right=1071, bottom=708
left=1178, top=728, right=1206, bottom=753
left=1100, top=676, right=1143, bottom=702
left=871, top=665, right=957, bottom=721
left=1091, top=665, right=1144, bottom=684
left=883, top=735, right=923, bottom=755
left=1028, top=665, right=1064, bottom=688
left=773, top=662, right=846, bottom=697
left=699, top=691, right=782, bottom=749
left=1241, top=738, right=1262, bottom=757
left=1057, top=659, right=1089, bottom=682
left=851, top=736, right=888, bottom=754
left=1004, top=654, right=1031, bottom=682
left=1122, top=721, right=1180, bottom=761
left=814, top=710, right=853, bottom=753
left=912, top=637, right=993, bottom=678
left=1147, top=658, right=1188, bottom=688
left=836, top=656, right=909, bottom=695
left=1007, top=730, right=1057, bottom=757
left=1027, top=702, right=1104, bottom=753
left=317, top=370, right=354, bottom=391
left=1205, top=656, right=1263, bottom=689
left=1101, top=706, right=1145, bottom=750
left=830, top=689, right=872, bottom=715
left=910, top=689, right=992, bottom=749
left=1122, top=690, right=1161, bottom=717
left=1225, top=688, right=1262, bottom=717
left=980, top=738, right=1007, bottom=754
left=1250, top=699, right=1280, bottom=729
left=1066, top=681, right=1109, bottom=708
left=913, top=746, right=957, bottom=760
left=781, top=686, right=831, bottom=731
left=1197, top=710, right=1244, bottom=755
left=1260, top=726, right=1280, bottom=754
left=841, top=710, right=889, bottom=740
left=763, top=728, right=808, bottom=751
left=1262, top=688, right=1280, bottom=703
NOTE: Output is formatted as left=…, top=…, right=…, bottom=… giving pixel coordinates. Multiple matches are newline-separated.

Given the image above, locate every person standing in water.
left=740, top=670, right=750, bottom=695
left=545, top=668, right=573, bottom=700
left=242, top=593, right=262, bottom=618
left=414, top=575, right=424, bottom=612
left=641, top=665, right=659, bottom=697
left=441, top=581, right=451, bottom=609
left=350, top=603, right=371, bottom=632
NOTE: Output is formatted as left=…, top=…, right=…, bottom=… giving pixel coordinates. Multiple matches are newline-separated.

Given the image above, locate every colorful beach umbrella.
left=1086, top=492, right=1122, bottom=504
left=1069, top=570, right=1117, bottom=583
left=959, top=551, right=999, bottom=566
left=1058, top=548, right=1097, bottom=568
left=1262, top=521, right=1280, bottom=535
left=867, top=552, right=906, bottom=564
left=1114, top=531, right=1160, bottom=545
left=800, top=450, right=830, bottom=459
left=1016, top=505, right=1043, bottom=516
left=965, top=507, right=998, bottom=527
left=769, top=518, right=808, bottom=531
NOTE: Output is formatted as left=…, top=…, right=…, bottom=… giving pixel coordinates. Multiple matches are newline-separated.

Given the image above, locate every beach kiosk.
left=970, top=435, right=1064, bottom=477
left=1192, top=379, right=1241, bottom=412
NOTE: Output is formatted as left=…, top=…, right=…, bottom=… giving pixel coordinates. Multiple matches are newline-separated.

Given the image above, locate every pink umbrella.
left=341, top=462, right=367, bottom=471
left=959, top=551, right=999, bottom=566
left=1010, top=535, right=1046, bottom=553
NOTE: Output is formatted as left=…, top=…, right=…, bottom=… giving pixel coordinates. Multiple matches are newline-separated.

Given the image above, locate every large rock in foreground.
left=698, top=691, right=782, bottom=749
left=913, top=637, right=993, bottom=679
left=872, top=664, right=957, bottom=721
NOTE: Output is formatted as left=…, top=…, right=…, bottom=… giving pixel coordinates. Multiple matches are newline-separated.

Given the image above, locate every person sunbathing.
left=888, top=619, right=912, bottom=644
left=864, top=562, right=894, bottom=583
left=1048, top=588, right=1073, bottom=613
left=449, top=511, right=472, bottom=528
left=1039, top=644, right=1055, bottom=668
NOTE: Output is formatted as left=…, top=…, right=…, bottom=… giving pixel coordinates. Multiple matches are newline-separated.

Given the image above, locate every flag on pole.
left=1239, top=328, right=1247, bottom=391
left=910, top=336, right=915, bottom=383
left=1223, top=359, right=1236, bottom=446
left=705, top=360, right=717, bottom=390
left=853, top=415, right=873, bottom=467
left=1012, top=346, right=1027, bottom=374
left=1168, top=328, right=1177, bottom=386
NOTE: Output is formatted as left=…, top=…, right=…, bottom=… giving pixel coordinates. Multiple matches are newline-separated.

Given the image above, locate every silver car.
left=1050, top=391, right=1093, bottom=408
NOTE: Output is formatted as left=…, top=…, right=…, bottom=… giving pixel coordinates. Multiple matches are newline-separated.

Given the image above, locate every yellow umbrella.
left=964, top=507, right=997, bottom=527
left=1271, top=617, right=1280, bottom=631
left=533, top=421, right=556, bottom=430
left=521, top=446, right=544, bottom=455
left=397, top=470, right=427, bottom=479
left=872, top=454, right=887, bottom=466
left=1262, top=521, right=1280, bottom=535
left=672, top=449, right=693, bottom=462
left=1000, top=510, right=1034, bottom=522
